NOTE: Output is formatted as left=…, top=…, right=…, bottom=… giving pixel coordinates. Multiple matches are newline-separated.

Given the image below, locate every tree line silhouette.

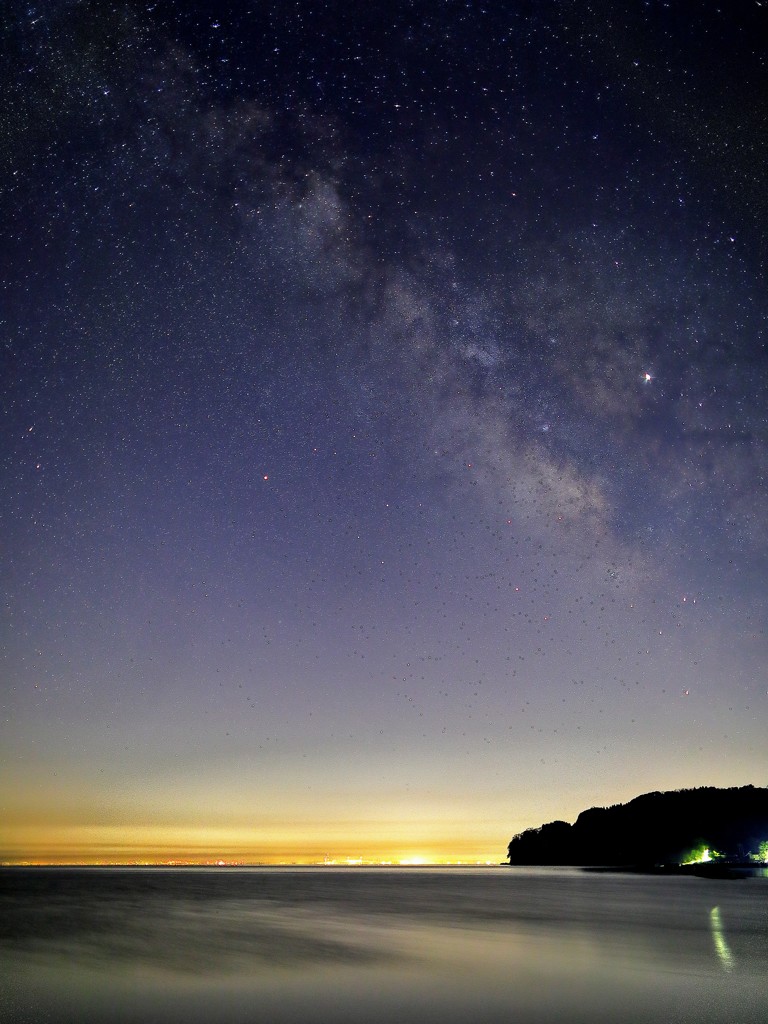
left=507, top=785, right=768, bottom=866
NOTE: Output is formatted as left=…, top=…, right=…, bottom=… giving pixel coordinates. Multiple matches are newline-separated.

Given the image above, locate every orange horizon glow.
left=2, top=858, right=503, bottom=867
left=1, top=848, right=504, bottom=867
left=0, top=845, right=504, bottom=867
left=0, top=824, right=506, bottom=868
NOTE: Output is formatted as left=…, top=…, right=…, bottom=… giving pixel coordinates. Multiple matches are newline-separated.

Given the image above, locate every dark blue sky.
left=2, top=0, right=766, bottom=863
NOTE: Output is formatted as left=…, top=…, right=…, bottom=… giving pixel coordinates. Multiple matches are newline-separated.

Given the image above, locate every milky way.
left=2, top=1, right=766, bottom=863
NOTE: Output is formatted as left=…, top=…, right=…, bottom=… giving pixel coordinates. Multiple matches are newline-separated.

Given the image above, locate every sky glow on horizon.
left=2, top=0, right=767, bottom=865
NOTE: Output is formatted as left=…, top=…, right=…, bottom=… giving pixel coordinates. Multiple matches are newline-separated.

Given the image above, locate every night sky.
left=2, top=0, right=767, bottom=864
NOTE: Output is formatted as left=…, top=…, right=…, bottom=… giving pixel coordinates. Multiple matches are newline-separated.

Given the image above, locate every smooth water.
left=2, top=867, right=767, bottom=1024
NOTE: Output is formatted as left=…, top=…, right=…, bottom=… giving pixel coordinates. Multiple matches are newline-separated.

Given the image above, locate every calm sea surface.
left=1, top=867, right=767, bottom=1024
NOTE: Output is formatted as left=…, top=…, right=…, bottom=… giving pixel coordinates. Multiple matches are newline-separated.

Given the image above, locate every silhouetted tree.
left=506, top=785, right=768, bottom=866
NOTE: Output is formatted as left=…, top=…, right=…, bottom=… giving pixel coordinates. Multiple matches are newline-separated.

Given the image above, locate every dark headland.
left=506, top=785, right=768, bottom=874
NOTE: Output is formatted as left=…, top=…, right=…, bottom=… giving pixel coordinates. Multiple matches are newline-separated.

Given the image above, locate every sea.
left=1, top=866, right=767, bottom=1024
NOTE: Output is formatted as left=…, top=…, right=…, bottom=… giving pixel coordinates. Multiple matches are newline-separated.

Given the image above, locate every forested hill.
left=506, top=786, right=768, bottom=866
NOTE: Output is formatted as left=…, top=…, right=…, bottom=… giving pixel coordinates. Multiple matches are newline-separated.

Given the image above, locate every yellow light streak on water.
left=709, top=906, right=734, bottom=972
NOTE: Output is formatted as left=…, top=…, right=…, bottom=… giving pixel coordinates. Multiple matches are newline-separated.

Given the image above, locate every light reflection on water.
left=1, top=867, right=767, bottom=1023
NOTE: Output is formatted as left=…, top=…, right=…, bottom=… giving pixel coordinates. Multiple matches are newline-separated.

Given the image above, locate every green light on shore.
left=682, top=845, right=712, bottom=865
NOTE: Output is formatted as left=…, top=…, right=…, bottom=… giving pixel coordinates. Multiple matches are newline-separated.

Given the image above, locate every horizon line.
left=1, top=859, right=505, bottom=868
